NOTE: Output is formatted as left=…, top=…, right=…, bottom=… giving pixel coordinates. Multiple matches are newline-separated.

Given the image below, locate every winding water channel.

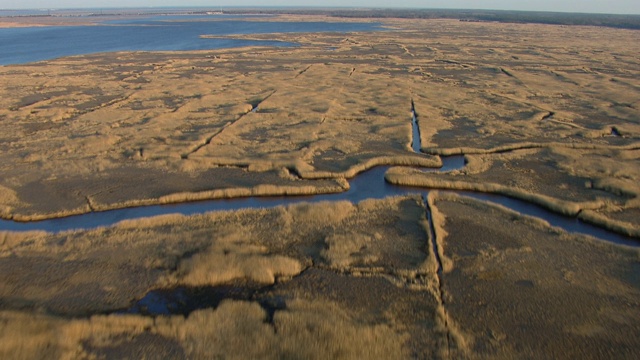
left=0, top=109, right=637, bottom=247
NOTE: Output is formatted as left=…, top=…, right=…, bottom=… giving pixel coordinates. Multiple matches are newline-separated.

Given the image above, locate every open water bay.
left=0, top=15, right=381, bottom=65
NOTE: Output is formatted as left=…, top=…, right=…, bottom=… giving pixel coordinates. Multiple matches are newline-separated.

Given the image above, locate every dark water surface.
left=0, top=157, right=462, bottom=233
left=116, top=284, right=284, bottom=318
left=0, top=154, right=636, bottom=247
left=0, top=15, right=382, bottom=65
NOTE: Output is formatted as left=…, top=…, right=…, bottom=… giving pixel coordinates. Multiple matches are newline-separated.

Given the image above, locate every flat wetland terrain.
left=0, top=13, right=639, bottom=359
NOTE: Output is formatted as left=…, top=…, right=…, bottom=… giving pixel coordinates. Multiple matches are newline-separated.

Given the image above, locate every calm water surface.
left=0, top=15, right=382, bottom=65
left=0, top=154, right=636, bottom=248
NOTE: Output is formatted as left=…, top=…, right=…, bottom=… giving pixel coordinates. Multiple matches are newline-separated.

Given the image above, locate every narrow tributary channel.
left=0, top=108, right=637, bottom=247
left=0, top=156, right=461, bottom=233
left=4, top=105, right=635, bottom=318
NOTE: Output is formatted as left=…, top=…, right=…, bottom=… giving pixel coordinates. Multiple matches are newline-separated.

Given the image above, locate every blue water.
left=1, top=154, right=637, bottom=248
left=1, top=157, right=465, bottom=233
left=0, top=16, right=382, bottom=65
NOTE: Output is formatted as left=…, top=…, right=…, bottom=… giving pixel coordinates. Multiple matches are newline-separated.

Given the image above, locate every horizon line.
left=1, top=6, right=639, bottom=16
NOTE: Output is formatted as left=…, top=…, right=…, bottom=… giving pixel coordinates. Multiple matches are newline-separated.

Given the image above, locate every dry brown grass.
left=0, top=196, right=433, bottom=357
left=430, top=194, right=640, bottom=358
left=0, top=192, right=639, bottom=358
left=2, top=18, right=638, bottom=219
left=387, top=142, right=640, bottom=237
left=321, top=232, right=379, bottom=268
left=0, top=312, right=66, bottom=360
left=0, top=297, right=408, bottom=360
left=578, top=210, right=640, bottom=238
left=427, top=192, right=454, bottom=273
left=169, top=230, right=304, bottom=286
left=1, top=15, right=639, bottom=358
left=388, top=167, right=589, bottom=215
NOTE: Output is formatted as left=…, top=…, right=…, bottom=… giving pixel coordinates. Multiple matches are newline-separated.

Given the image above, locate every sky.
left=1, top=1, right=639, bottom=15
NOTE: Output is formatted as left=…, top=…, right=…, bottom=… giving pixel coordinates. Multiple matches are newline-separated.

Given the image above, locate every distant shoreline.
left=1, top=8, right=639, bottom=30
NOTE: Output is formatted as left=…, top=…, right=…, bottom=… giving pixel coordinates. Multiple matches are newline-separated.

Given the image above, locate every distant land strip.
left=3, top=8, right=640, bottom=30
left=224, top=8, right=640, bottom=30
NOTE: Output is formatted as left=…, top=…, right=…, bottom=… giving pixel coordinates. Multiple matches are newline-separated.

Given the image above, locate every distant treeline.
left=5, top=7, right=639, bottom=30
left=222, top=8, right=640, bottom=30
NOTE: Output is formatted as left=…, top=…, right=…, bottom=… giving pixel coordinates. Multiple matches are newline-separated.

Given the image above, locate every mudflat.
left=0, top=16, right=639, bottom=359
